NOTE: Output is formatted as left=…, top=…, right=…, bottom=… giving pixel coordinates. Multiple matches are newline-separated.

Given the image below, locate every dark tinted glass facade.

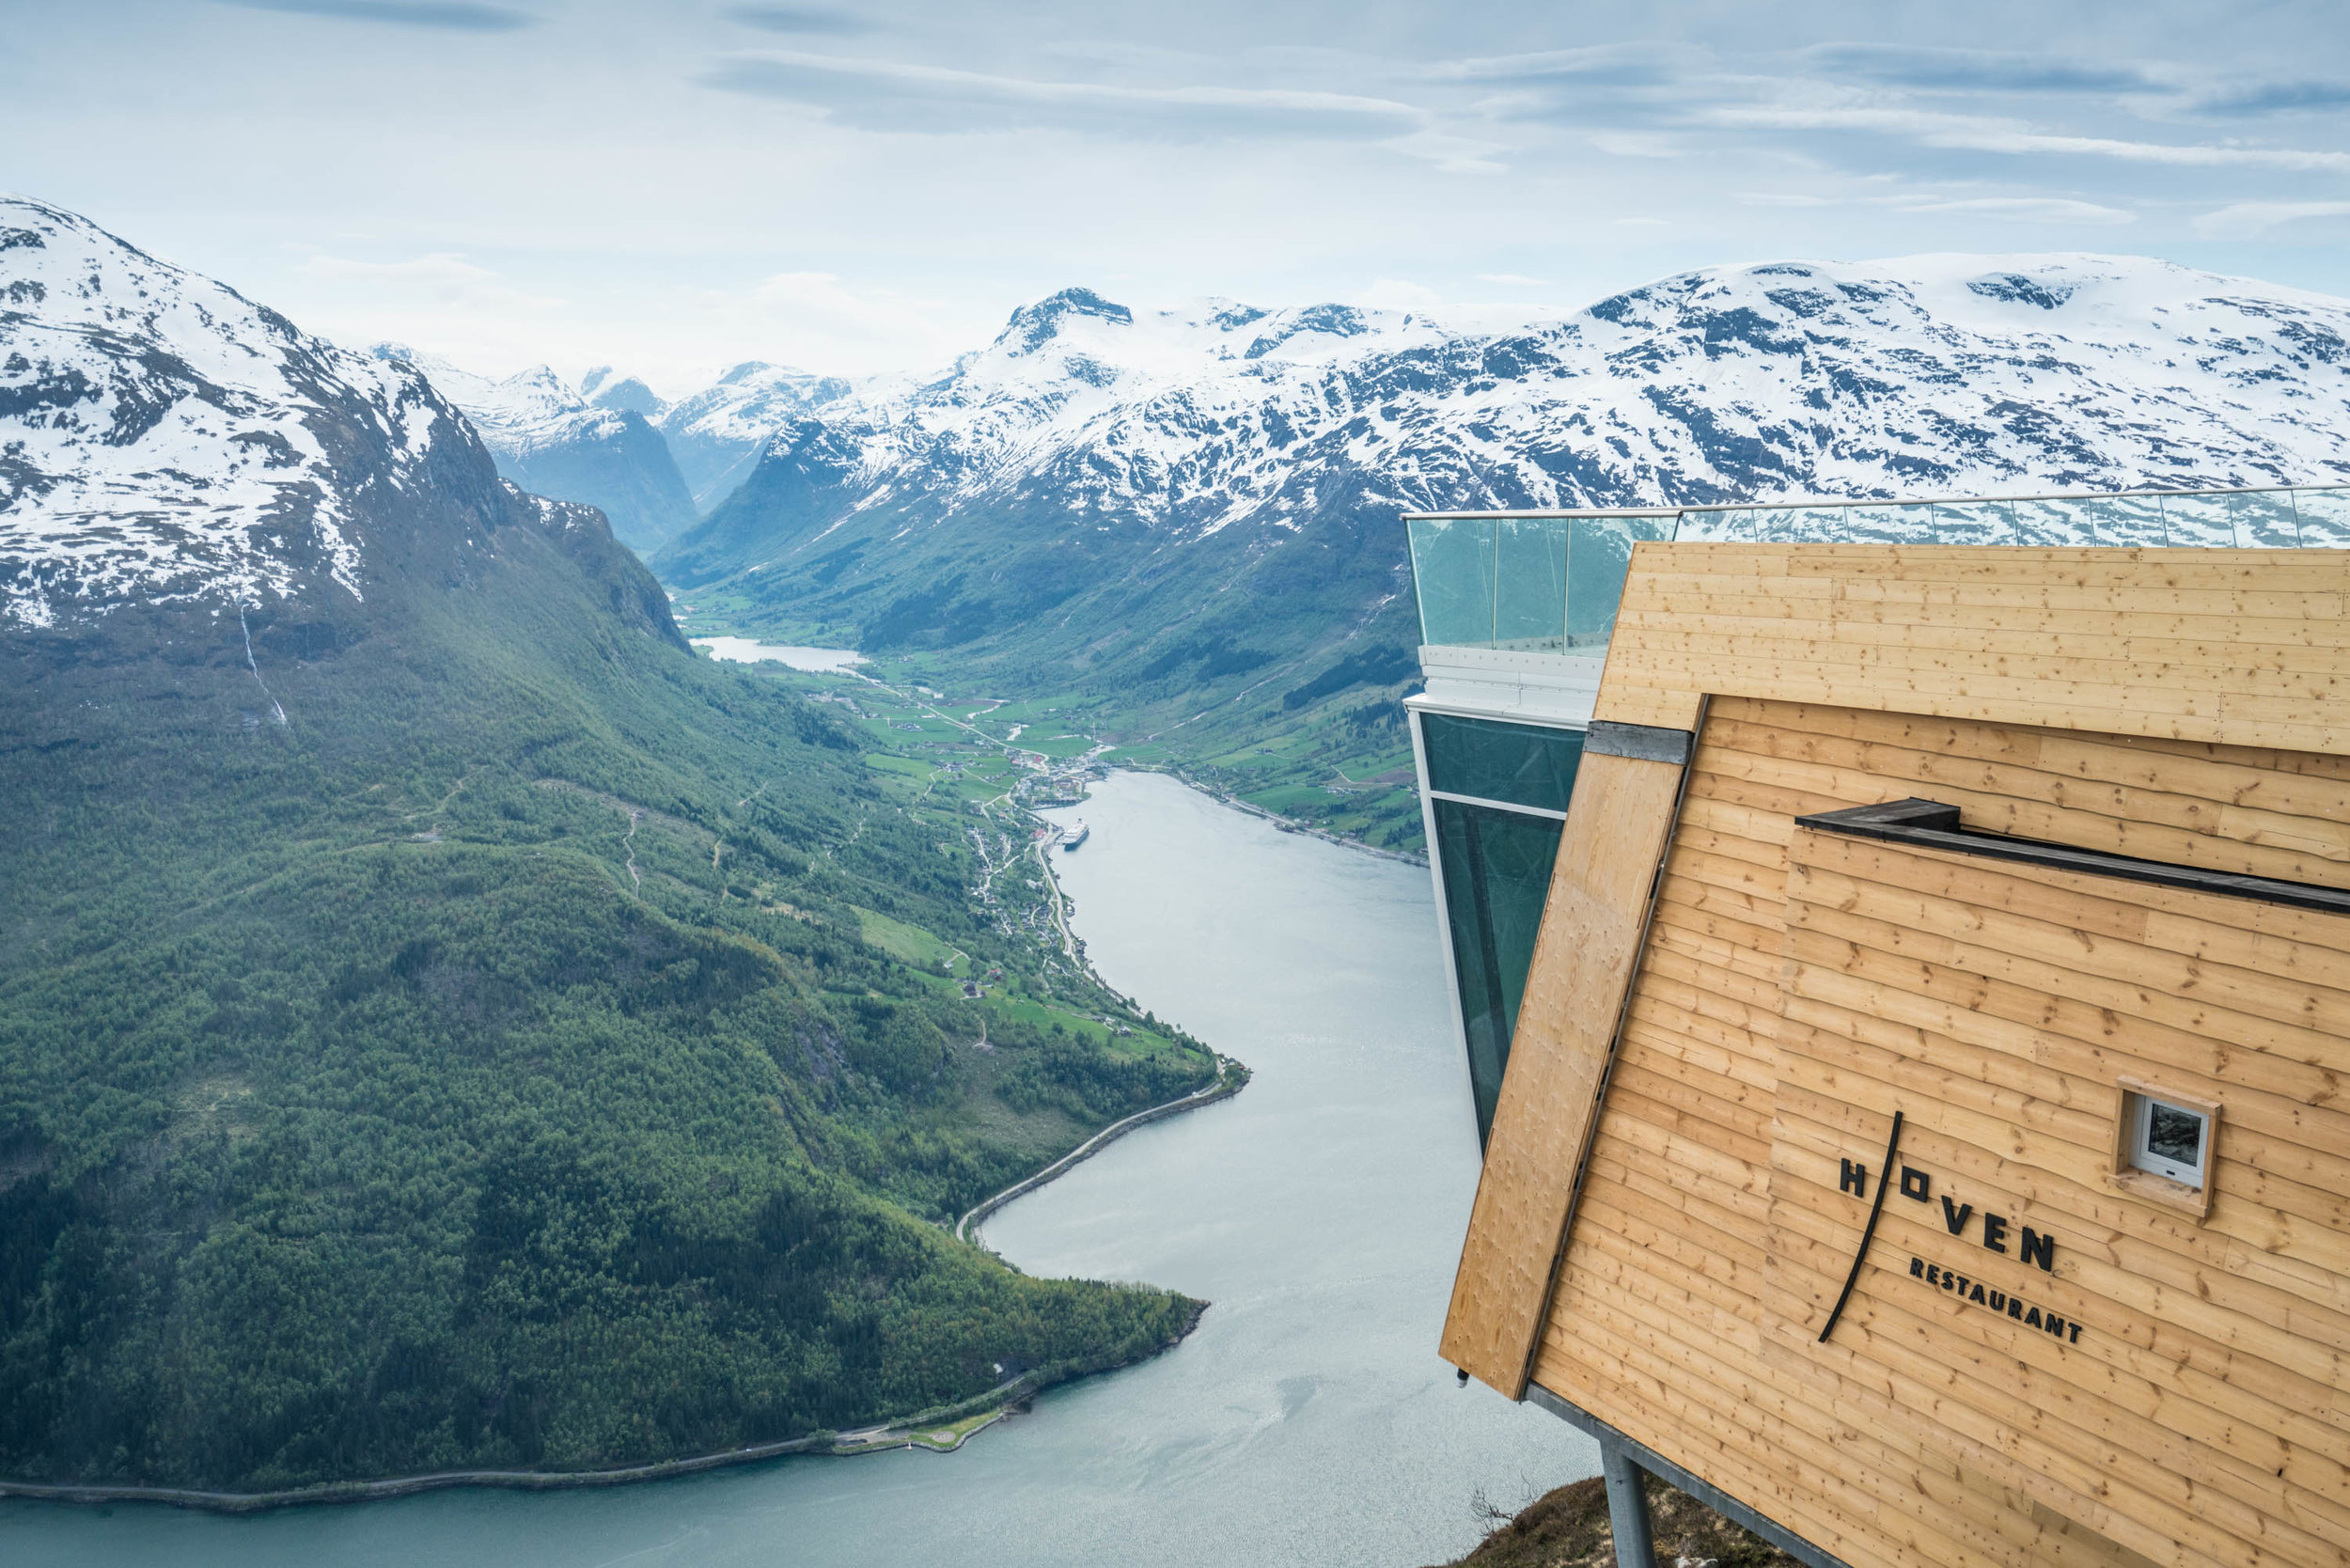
left=1420, top=713, right=1584, bottom=1146
left=1421, top=713, right=1583, bottom=814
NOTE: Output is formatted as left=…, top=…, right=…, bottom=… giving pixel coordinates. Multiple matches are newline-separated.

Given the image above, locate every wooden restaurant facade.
left=1402, top=490, right=2350, bottom=1568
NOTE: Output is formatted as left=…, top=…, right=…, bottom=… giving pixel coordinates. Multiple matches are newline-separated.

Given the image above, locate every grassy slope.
left=0, top=510, right=1213, bottom=1491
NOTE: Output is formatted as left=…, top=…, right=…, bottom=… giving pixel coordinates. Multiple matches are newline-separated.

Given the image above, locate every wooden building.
left=1408, top=518, right=2350, bottom=1568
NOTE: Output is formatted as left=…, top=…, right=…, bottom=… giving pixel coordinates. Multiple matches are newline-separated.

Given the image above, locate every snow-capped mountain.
left=370, top=346, right=696, bottom=553
left=684, top=261, right=2350, bottom=557
left=655, top=258, right=2350, bottom=721
left=656, top=360, right=854, bottom=511
left=0, top=195, right=478, bottom=631
left=0, top=194, right=681, bottom=654
left=580, top=365, right=667, bottom=420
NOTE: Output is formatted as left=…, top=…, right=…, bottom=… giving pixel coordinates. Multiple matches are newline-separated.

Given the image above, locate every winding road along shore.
left=2, top=798, right=1247, bottom=1517
left=957, top=1058, right=1247, bottom=1247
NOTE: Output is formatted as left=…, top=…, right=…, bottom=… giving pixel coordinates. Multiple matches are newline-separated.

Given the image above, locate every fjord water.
left=3, top=770, right=1594, bottom=1568
left=689, top=636, right=868, bottom=671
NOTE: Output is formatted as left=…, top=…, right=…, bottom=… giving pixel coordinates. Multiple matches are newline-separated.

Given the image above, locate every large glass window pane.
left=1495, top=518, right=1569, bottom=650
left=1674, top=509, right=1748, bottom=542
left=1407, top=517, right=1496, bottom=648
left=2072, top=494, right=2169, bottom=545
left=1422, top=713, right=1584, bottom=813
left=1434, top=797, right=1566, bottom=1147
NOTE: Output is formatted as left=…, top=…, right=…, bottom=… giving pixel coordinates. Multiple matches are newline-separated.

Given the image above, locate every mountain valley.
left=0, top=196, right=1216, bottom=1493
left=648, top=260, right=2350, bottom=851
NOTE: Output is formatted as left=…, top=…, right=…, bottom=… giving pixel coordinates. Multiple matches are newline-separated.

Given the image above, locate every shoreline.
left=957, top=1055, right=1248, bottom=1248
left=3, top=800, right=1242, bottom=1519
left=1112, top=765, right=1427, bottom=869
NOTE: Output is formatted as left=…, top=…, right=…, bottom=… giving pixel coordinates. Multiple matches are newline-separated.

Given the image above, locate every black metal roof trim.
left=1797, top=797, right=2350, bottom=916
left=1587, top=720, right=1694, bottom=765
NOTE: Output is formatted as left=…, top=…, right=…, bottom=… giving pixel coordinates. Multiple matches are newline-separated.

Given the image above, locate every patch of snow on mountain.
left=1, top=194, right=452, bottom=628
left=742, top=259, right=2350, bottom=552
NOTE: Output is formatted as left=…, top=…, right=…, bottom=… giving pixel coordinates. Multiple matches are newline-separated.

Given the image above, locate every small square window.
left=2128, top=1094, right=2209, bottom=1187
left=2110, top=1078, right=2221, bottom=1218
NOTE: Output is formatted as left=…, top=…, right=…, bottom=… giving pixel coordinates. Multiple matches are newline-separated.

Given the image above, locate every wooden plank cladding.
left=1592, top=543, right=2350, bottom=753
left=1448, top=544, right=2350, bottom=1568
left=1443, top=746, right=1689, bottom=1393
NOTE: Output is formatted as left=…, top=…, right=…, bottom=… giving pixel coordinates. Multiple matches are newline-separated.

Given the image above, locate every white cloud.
left=299, top=252, right=565, bottom=310
left=706, top=50, right=1428, bottom=141
left=1703, top=100, right=2350, bottom=172
left=1476, top=273, right=1551, bottom=286
left=1351, top=278, right=1449, bottom=311
left=687, top=271, right=964, bottom=373
left=2193, top=199, right=2350, bottom=237
left=1894, top=196, right=2136, bottom=224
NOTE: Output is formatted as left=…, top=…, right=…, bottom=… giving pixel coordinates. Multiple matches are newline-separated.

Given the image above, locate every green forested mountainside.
left=0, top=496, right=1209, bottom=1492
left=657, top=476, right=1429, bottom=853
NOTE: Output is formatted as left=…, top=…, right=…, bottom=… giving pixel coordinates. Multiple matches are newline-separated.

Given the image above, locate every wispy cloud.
left=1799, top=44, right=2169, bottom=97
left=2190, top=79, right=2350, bottom=118
left=220, top=0, right=538, bottom=30
left=2193, top=199, right=2350, bottom=238
left=1894, top=196, right=2136, bottom=225
left=1703, top=100, right=2350, bottom=172
left=1426, top=42, right=1688, bottom=88
left=300, top=252, right=564, bottom=310
left=1477, top=273, right=1550, bottom=286
left=705, top=50, right=1428, bottom=142
left=728, top=6, right=876, bottom=37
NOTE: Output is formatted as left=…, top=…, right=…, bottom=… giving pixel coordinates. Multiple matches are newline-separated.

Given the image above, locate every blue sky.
left=7, top=0, right=2349, bottom=388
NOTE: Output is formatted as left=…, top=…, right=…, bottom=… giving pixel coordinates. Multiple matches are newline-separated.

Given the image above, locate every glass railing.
left=1405, top=482, right=2350, bottom=651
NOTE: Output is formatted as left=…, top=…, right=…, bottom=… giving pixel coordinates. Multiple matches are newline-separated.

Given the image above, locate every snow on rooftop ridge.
left=2, top=195, right=463, bottom=628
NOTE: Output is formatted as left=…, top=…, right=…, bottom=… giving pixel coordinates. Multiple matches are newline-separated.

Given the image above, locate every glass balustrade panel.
left=2294, top=488, right=2350, bottom=546
left=2231, top=490, right=2302, bottom=547
left=1494, top=517, right=1571, bottom=651
left=1408, top=517, right=1498, bottom=648
left=2158, top=492, right=2238, bottom=547
left=1568, top=516, right=1670, bottom=650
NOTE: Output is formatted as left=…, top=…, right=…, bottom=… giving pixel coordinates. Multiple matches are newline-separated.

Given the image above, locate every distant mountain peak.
left=580, top=367, right=669, bottom=419
left=999, top=287, right=1135, bottom=354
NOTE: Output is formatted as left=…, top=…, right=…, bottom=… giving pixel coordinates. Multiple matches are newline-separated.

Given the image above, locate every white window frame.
left=2127, top=1093, right=2209, bottom=1187
left=2110, top=1078, right=2222, bottom=1219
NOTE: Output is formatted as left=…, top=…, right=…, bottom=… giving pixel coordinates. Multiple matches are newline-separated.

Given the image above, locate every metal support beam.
left=1524, top=1382, right=1852, bottom=1568
left=1602, top=1439, right=1657, bottom=1568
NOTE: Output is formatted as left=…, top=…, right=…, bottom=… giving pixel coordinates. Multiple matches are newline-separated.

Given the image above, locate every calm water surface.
left=691, top=638, right=867, bottom=672
left=2, top=771, right=1594, bottom=1567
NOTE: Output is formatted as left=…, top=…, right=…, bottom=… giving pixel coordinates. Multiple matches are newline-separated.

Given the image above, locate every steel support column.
left=1602, top=1439, right=1657, bottom=1568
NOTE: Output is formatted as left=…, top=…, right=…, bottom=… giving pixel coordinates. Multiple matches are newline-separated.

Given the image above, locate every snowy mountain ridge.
left=654, top=359, right=858, bottom=510
left=704, top=256, right=2350, bottom=561
left=0, top=194, right=475, bottom=630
